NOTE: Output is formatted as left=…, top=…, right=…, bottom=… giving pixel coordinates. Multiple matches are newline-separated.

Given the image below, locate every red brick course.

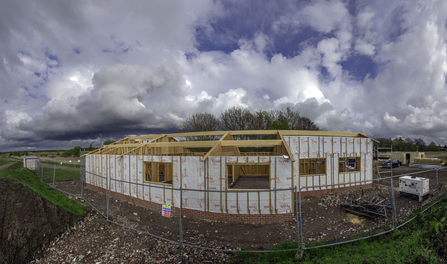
left=86, top=183, right=371, bottom=223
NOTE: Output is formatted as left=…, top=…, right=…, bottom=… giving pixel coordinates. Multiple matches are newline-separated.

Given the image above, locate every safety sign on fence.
left=162, top=204, right=171, bottom=217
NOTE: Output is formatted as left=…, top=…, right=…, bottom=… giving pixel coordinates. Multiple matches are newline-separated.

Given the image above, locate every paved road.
left=40, top=163, right=81, bottom=172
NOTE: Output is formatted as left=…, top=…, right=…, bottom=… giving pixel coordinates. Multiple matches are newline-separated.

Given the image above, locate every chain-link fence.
left=33, top=159, right=447, bottom=254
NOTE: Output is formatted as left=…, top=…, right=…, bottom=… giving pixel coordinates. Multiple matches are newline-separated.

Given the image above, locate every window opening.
left=144, top=162, right=173, bottom=184
left=227, top=163, right=270, bottom=189
left=339, top=157, right=360, bottom=173
left=299, top=158, right=326, bottom=175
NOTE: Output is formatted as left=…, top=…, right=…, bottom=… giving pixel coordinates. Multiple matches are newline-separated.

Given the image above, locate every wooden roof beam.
left=277, top=131, right=295, bottom=162
left=201, top=131, right=230, bottom=161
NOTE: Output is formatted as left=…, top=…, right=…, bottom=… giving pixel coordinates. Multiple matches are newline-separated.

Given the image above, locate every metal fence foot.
left=295, top=250, right=304, bottom=260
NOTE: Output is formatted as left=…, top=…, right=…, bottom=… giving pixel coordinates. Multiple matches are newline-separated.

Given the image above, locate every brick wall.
left=86, top=183, right=371, bottom=223
left=86, top=183, right=293, bottom=224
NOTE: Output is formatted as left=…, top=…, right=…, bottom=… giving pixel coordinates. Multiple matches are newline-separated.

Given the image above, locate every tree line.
left=375, top=137, right=445, bottom=152
left=179, top=106, right=319, bottom=136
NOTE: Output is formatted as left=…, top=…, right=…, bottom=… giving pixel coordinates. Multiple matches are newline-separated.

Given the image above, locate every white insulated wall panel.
left=226, top=156, right=237, bottom=164
left=151, top=184, right=164, bottom=204
left=101, top=155, right=106, bottom=189
left=130, top=155, right=137, bottom=198
left=306, top=176, right=313, bottom=191
left=238, top=191, right=248, bottom=214
left=172, top=156, right=181, bottom=207
left=116, top=157, right=122, bottom=193
left=270, top=158, right=276, bottom=190
left=208, top=157, right=223, bottom=213
left=354, top=138, right=361, bottom=156
left=259, top=156, right=270, bottom=163
left=123, top=156, right=130, bottom=196
left=366, top=145, right=373, bottom=184
left=238, top=156, right=248, bottom=163
left=180, top=156, right=205, bottom=211
left=289, top=136, right=299, bottom=189
left=259, top=192, right=271, bottom=214
left=340, top=137, right=347, bottom=157
left=276, top=189, right=292, bottom=214
left=85, top=156, right=90, bottom=184
left=332, top=137, right=340, bottom=155
left=137, top=156, right=143, bottom=199
left=109, top=155, right=115, bottom=192
left=248, top=192, right=260, bottom=214
left=309, top=136, right=319, bottom=158
left=347, top=138, right=354, bottom=157
left=227, top=192, right=238, bottom=214
left=275, top=157, right=292, bottom=190
left=299, top=137, right=309, bottom=159
left=323, top=137, right=332, bottom=156
left=247, top=156, right=258, bottom=163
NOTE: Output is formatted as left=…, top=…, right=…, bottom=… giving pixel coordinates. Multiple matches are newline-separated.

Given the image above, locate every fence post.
left=179, top=185, right=183, bottom=247
left=436, top=169, right=439, bottom=201
left=299, top=187, right=303, bottom=250
left=295, top=186, right=300, bottom=250
left=390, top=176, right=396, bottom=230
left=53, top=165, right=56, bottom=188
left=106, top=176, right=109, bottom=220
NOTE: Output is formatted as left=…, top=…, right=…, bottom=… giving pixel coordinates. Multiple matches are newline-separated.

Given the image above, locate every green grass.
left=0, top=157, right=14, bottom=165
left=40, top=161, right=81, bottom=168
left=231, top=197, right=447, bottom=264
left=40, top=166, right=80, bottom=182
left=1, top=162, right=87, bottom=216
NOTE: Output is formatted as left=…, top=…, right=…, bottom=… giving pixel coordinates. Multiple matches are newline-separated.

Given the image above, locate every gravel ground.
left=30, top=166, right=447, bottom=263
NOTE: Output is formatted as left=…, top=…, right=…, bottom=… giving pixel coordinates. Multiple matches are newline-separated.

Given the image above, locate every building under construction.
left=84, top=130, right=374, bottom=223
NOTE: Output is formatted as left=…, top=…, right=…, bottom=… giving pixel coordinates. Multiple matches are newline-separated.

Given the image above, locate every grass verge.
left=1, top=162, right=87, bottom=216
left=231, top=196, right=447, bottom=264
left=40, top=166, right=80, bottom=182
left=0, top=157, right=14, bottom=165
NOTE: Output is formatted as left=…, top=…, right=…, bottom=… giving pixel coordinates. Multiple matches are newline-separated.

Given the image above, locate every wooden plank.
left=201, top=131, right=230, bottom=161
left=229, top=130, right=278, bottom=135
left=278, top=131, right=296, bottom=162
left=167, top=131, right=227, bottom=137
left=220, top=140, right=282, bottom=147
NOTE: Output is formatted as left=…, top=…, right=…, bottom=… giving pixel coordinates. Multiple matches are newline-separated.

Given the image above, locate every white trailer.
left=399, top=176, right=429, bottom=202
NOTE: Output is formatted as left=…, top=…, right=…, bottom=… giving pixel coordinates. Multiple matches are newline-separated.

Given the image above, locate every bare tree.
left=220, top=106, right=254, bottom=131
left=179, top=112, right=221, bottom=140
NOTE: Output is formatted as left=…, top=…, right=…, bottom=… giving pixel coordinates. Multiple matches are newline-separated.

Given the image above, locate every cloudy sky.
left=1, top=0, right=447, bottom=152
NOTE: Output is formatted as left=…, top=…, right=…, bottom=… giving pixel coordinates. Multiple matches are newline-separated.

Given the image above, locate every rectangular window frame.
left=143, top=161, right=173, bottom=186
left=338, top=157, right=361, bottom=173
left=299, top=158, right=326, bottom=176
left=226, top=163, right=271, bottom=190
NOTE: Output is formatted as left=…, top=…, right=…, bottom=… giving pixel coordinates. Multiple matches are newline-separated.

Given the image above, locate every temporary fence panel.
left=123, top=156, right=130, bottom=196
left=181, top=156, right=205, bottom=211
left=208, top=156, right=223, bottom=213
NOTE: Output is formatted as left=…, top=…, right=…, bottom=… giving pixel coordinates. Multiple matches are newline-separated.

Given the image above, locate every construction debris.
left=340, top=195, right=390, bottom=219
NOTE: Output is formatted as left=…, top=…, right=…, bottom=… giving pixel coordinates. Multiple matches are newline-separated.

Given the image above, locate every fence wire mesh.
left=31, top=159, right=447, bottom=254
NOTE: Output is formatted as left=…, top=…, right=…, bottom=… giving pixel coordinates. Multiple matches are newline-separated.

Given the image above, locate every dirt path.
left=40, top=163, right=80, bottom=172
left=0, top=161, right=18, bottom=172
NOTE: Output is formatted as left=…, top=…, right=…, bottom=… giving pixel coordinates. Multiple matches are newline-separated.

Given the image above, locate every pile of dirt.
left=0, top=176, right=81, bottom=263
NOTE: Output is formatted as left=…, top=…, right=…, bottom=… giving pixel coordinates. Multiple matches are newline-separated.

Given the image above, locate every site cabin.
left=378, top=151, right=425, bottom=165
left=24, top=156, right=39, bottom=170
left=84, top=130, right=374, bottom=223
